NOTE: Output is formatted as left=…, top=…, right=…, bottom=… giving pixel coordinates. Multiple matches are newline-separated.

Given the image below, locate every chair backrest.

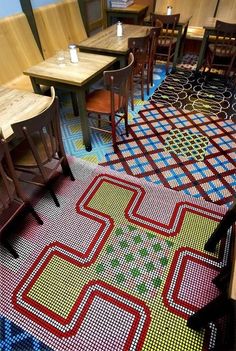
left=103, top=53, right=134, bottom=112
left=33, top=0, right=87, bottom=58
left=151, top=13, right=180, bottom=42
left=147, top=24, right=163, bottom=63
left=128, top=35, right=150, bottom=70
left=0, top=137, right=24, bottom=214
left=10, top=88, right=65, bottom=167
left=213, top=20, right=236, bottom=57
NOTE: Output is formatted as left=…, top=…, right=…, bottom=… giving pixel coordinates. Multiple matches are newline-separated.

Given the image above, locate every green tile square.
left=96, top=263, right=105, bottom=273
left=133, top=235, right=143, bottom=244
left=115, top=228, right=124, bottom=236
left=119, top=240, right=129, bottom=249
left=116, top=273, right=125, bottom=283
left=125, top=253, right=135, bottom=263
left=139, top=248, right=148, bottom=257
left=146, top=232, right=156, bottom=240
left=145, top=261, right=156, bottom=272
left=106, top=245, right=114, bottom=254
left=153, top=243, right=162, bottom=252
left=111, top=258, right=120, bottom=268
left=160, top=256, right=168, bottom=266
left=130, top=267, right=141, bottom=278
left=137, top=282, right=147, bottom=294
left=153, top=276, right=162, bottom=288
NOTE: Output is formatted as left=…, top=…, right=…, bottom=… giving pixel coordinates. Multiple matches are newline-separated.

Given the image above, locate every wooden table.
left=106, top=4, right=148, bottom=26
left=23, top=52, right=117, bottom=151
left=0, top=86, right=52, bottom=141
left=78, top=24, right=152, bottom=67
left=145, top=14, right=192, bottom=70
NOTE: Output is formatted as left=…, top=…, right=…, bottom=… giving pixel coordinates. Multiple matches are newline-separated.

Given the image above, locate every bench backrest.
left=0, top=13, right=43, bottom=85
left=33, top=0, right=87, bottom=58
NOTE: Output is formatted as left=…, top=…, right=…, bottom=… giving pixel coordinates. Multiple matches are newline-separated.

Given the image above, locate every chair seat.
left=11, top=133, right=57, bottom=167
left=209, top=44, right=236, bottom=57
left=86, top=89, right=121, bottom=114
left=158, top=37, right=177, bottom=47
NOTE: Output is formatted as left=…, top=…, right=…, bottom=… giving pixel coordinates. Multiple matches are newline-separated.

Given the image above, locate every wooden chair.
left=187, top=200, right=236, bottom=350
left=10, top=88, right=75, bottom=207
left=128, top=34, right=150, bottom=109
left=85, top=53, right=134, bottom=152
left=147, top=24, right=163, bottom=89
left=0, top=136, right=43, bottom=258
left=150, top=13, right=180, bottom=73
left=203, top=20, right=236, bottom=77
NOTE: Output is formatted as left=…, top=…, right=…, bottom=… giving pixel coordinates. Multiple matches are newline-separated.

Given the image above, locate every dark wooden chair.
left=187, top=200, right=236, bottom=351
left=128, top=34, right=150, bottom=110
left=203, top=20, right=236, bottom=77
left=150, top=13, right=180, bottom=74
left=10, top=87, right=75, bottom=208
left=147, top=24, right=163, bottom=89
left=85, top=53, right=134, bottom=152
left=0, top=137, right=43, bottom=258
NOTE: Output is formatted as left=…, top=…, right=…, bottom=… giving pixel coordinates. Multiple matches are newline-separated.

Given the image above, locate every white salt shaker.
left=116, top=21, right=123, bottom=37
left=167, top=6, right=172, bottom=15
left=68, top=44, right=79, bottom=63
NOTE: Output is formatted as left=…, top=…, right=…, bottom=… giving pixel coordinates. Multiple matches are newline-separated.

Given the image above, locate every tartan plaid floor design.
left=101, top=103, right=236, bottom=207
left=151, top=70, right=236, bottom=120
left=0, top=159, right=231, bottom=350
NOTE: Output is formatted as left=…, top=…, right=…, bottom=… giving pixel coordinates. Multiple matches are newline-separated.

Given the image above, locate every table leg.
left=30, top=77, right=43, bottom=94
left=178, top=23, right=189, bottom=63
left=196, top=29, right=208, bottom=72
left=172, top=26, right=182, bottom=71
left=76, top=88, right=92, bottom=152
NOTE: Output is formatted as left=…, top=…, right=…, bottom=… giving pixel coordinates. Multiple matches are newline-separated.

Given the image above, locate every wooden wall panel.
left=154, top=0, right=236, bottom=26
left=33, top=0, right=87, bottom=58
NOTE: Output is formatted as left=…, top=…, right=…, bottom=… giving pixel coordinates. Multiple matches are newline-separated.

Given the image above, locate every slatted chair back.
left=103, top=53, right=134, bottom=115
left=10, top=88, right=62, bottom=172
left=151, top=13, right=180, bottom=45
left=204, top=20, right=236, bottom=76
left=148, top=24, right=163, bottom=64
left=128, top=35, right=150, bottom=106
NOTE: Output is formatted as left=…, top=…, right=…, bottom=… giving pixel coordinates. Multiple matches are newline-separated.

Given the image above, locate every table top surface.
left=24, top=52, right=117, bottom=87
left=106, top=4, right=148, bottom=13
left=0, top=86, right=52, bottom=140
left=79, top=24, right=152, bottom=55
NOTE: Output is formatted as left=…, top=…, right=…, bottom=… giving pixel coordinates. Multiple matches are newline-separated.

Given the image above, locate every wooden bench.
left=0, top=13, right=43, bottom=91
left=33, top=0, right=87, bottom=59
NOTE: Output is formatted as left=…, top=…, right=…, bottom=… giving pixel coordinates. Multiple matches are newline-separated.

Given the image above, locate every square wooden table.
left=78, top=24, right=152, bottom=67
left=23, top=52, right=117, bottom=151
left=0, top=86, right=52, bottom=141
left=106, top=4, right=148, bottom=26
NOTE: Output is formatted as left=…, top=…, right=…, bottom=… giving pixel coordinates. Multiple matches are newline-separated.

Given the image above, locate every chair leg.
left=187, top=293, right=231, bottom=330
left=61, top=159, right=75, bottom=181
left=130, top=78, right=134, bottom=111
left=46, top=183, right=60, bottom=207
left=1, top=239, right=19, bottom=259
left=27, top=203, right=43, bottom=225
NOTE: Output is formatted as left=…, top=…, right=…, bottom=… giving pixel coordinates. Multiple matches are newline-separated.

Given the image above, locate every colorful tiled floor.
left=101, top=102, right=236, bottom=207
left=0, top=159, right=231, bottom=350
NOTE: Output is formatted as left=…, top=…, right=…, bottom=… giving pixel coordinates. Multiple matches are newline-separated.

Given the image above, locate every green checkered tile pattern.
left=96, top=224, right=173, bottom=298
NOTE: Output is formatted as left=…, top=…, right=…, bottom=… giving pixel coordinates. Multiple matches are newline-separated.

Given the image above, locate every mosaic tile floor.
left=151, top=70, right=236, bottom=119
left=60, top=64, right=167, bottom=162
left=101, top=102, right=236, bottom=207
left=0, top=159, right=231, bottom=350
